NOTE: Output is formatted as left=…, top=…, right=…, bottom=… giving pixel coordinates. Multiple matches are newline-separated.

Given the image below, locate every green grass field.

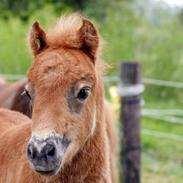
left=141, top=98, right=183, bottom=183
left=142, top=117, right=183, bottom=183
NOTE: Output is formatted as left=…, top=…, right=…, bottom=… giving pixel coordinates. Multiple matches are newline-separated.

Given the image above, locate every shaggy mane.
left=47, top=14, right=85, bottom=48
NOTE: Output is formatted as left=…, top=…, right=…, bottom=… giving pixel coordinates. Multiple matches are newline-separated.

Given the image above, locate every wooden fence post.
left=118, top=62, right=144, bottom=183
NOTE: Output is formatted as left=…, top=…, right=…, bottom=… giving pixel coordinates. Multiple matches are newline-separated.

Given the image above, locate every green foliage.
left=0, top=5, right=57, bottom=74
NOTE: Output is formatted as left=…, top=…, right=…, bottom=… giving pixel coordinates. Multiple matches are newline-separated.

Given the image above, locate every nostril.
left=47, top=146, right=55, bottom=157
left=27, top=143, right=37, bottom=160
left=32, top=150, right=36, bottom=159
left=45, top=144, right=56, bottom=158
left=27, top=146, right=32, bottom=156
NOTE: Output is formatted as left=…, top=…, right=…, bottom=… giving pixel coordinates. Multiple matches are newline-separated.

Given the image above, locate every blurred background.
left=0, top=0, right=183, bottom=182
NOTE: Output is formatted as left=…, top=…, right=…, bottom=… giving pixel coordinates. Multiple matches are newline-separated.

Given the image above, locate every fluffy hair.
left=47, top=14, right=83, bottom=47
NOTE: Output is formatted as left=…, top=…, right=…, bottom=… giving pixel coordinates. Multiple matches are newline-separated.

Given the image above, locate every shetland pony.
left=0, top=79, right=31, bottom=117
left=0, top=14, right=117, bottom=182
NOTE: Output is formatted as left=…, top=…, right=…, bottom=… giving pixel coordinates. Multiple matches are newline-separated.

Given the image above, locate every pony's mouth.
left=36, top=169, right=57, bottom=176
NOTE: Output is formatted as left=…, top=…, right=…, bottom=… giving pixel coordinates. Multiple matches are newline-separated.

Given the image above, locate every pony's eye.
left=77, top=87, right=90, bottom=101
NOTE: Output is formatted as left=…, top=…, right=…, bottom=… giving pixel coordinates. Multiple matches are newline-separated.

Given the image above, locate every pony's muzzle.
left=27, top=135, right=70, bottom=176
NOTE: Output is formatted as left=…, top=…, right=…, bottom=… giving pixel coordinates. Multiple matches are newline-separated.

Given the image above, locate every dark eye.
left=22, top=88, right=31, bottom=100
left=77, top=87, right=90, bottom=101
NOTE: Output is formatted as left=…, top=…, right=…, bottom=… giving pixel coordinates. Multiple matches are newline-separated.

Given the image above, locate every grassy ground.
left=141, top=98, right=183, bottom=183
left=142, top=117, right=183, bottom=183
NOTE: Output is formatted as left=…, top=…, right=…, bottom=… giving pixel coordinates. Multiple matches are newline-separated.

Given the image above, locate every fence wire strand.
left=0, top=74, right=25, bottom=81
left=142, top=129, right=183, bottom=142
left=142, top=109, right=183, bottom=124
left=2, top=74, right=183, bottom=88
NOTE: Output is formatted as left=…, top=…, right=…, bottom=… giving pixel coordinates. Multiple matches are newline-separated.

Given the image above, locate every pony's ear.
left=79, top=19, right=99, bottom=61
left=29, top=21, right=47, bottom=56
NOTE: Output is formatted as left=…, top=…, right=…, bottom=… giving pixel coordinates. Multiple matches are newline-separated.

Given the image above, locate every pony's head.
left=26, top=14, right=101, bottom=176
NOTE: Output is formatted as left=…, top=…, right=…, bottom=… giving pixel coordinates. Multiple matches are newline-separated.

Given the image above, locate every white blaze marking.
left=91, top=106, right=96, bottom=136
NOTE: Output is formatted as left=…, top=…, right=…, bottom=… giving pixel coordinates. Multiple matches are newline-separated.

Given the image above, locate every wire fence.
left=1, top=74, right=183, bottom=141
left=0, top=74, right=25, bottom=81
left=142, top=129, right=183, bottom=142
left=142, top=109, right=183, bottom=124
left=105, top=76, right=183, bottom=88
left=2, top=73, right=183, bottom=88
